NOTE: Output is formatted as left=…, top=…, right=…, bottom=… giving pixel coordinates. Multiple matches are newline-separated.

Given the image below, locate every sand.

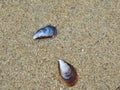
left=0, top=0, right=120, bottom=90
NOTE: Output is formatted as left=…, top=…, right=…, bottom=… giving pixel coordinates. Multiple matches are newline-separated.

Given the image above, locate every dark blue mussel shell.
left=33, top=25, right=57, bottom=39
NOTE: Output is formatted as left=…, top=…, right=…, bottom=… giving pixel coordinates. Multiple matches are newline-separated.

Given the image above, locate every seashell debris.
left=33, top=25, right=57, bottom=39
left=58, top=59, right=78, bottom=87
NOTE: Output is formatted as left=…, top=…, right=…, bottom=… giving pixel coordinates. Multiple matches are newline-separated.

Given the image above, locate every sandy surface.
left=0, top=0, right=120, bottom=90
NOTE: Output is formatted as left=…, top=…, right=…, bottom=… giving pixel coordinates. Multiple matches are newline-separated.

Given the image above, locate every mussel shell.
left=33, top=25, right=57, bottom=39
left=58, top=60, right=78, bottom=86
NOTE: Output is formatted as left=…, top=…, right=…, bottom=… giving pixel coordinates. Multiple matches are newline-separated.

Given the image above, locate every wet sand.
left=0, top=0, right=120, bottom=90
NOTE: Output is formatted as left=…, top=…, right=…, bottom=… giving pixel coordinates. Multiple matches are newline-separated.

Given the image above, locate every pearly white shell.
left=58, top=60, right=72, bottom=79
left=58, top=59, right=78, bottom=86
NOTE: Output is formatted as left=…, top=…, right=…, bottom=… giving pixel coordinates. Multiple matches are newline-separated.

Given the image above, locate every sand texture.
left=0, top=0, right=120, bottom=90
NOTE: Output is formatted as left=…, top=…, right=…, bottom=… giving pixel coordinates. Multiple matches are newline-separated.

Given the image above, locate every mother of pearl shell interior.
left=59, top=60, right=71, bottom=79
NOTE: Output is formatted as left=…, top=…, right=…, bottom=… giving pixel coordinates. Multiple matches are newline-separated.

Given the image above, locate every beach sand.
left=0, top=0, right=120, bottom=90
